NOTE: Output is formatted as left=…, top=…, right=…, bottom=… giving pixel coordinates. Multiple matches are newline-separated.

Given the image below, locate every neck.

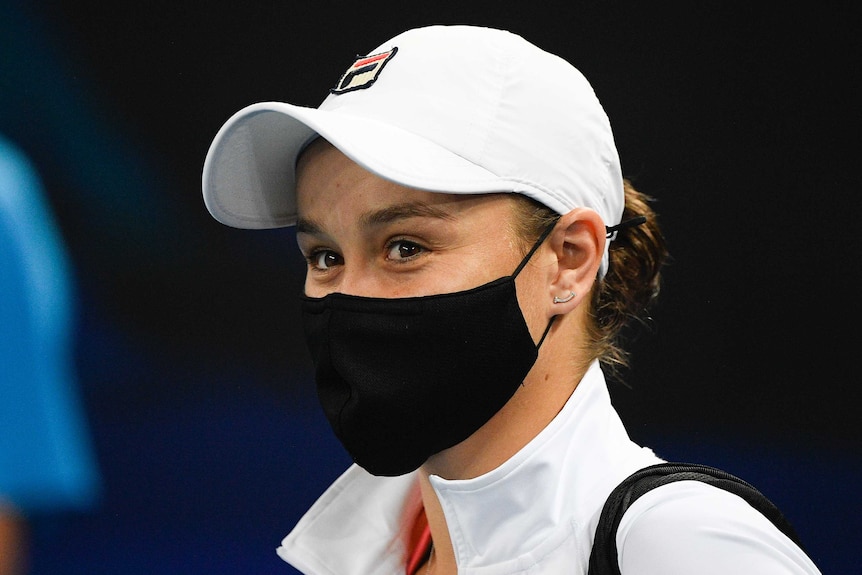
left=417, top=472, right=456, bottom=575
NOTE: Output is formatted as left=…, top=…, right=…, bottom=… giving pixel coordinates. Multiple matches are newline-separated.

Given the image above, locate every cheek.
left=303, top=275, right=314, bottom=295
left=434, top=254, right=512, bottom=294
left=303, top=275, right=321, bottom=298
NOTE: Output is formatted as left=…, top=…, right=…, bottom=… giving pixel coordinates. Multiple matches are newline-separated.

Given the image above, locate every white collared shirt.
left=277, top=362, right=819, bottom=574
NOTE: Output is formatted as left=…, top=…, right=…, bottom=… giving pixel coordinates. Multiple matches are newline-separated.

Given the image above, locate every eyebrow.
left=360, top=201, right=456, bottom=227
left=296, top=201, right=456, bottom=236
left=295, top=217, right=323, bottom=236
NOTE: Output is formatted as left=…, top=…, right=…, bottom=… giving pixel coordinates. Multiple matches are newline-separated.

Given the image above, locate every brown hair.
left=511, top=180, right=668, bottom=379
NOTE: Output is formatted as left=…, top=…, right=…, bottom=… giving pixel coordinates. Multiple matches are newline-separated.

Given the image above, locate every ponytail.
left=590, top=179, right=668, bottom=377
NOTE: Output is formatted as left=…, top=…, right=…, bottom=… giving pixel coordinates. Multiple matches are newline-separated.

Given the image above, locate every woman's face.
left=295, top=140, right=548, bottom=309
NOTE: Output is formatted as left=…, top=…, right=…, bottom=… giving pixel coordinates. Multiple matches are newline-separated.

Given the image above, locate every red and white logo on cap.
left=331, top=47, right=398, bottom=94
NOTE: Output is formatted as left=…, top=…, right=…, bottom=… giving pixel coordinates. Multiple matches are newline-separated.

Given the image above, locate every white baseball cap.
left=202, top=25, right=624, bottom=272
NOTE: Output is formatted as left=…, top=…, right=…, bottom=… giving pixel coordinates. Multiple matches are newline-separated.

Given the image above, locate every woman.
left=202, top=25, right=819, bottom=575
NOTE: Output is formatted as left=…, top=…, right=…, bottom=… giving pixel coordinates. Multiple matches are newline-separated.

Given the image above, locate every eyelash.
left=305, top=238, right=426, bottom=272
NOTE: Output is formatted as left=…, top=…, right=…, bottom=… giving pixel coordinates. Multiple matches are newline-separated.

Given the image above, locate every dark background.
left=2, top=1, right=858, bottom=573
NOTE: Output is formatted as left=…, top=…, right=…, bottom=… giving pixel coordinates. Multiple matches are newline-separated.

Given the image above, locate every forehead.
left=295, top=139, right=518, bottom=231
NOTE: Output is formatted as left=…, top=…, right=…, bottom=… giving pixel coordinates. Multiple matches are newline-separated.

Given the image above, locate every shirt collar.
left=428, top=361, right=654, bottom=569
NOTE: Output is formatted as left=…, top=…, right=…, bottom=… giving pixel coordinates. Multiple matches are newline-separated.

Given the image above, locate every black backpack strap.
left=587, top=462, right=805, bottom=575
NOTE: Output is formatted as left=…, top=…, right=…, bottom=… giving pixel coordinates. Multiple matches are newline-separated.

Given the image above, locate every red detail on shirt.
left=405, top=507, right=432, bottom=575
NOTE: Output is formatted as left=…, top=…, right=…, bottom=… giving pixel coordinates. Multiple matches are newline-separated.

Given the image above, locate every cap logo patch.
left=331, top=47, right=398, bottom=94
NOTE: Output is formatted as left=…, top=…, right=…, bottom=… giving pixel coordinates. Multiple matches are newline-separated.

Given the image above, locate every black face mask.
left=300, top=224, right=556, bottom=476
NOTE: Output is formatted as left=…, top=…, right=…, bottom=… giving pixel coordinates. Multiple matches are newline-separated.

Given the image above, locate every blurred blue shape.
left=0, top=134, right=100, bottom=513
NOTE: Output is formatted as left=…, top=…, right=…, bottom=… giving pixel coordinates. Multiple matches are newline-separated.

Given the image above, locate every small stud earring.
left=553, top=291, right=576, bottom=304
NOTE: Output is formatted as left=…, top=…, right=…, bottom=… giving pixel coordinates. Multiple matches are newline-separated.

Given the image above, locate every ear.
left=545, top=208, right=606, bottom=316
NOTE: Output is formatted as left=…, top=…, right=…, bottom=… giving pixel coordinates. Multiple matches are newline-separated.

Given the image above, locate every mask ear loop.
left=511, top=219, right=559, bottom=278
left=508, top=220, right=561, bottom=352
left=536, top=315, right=557, bottom=350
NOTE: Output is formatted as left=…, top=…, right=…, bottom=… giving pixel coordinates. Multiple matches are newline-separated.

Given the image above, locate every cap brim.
left=202, top=102, right=504, bottom=229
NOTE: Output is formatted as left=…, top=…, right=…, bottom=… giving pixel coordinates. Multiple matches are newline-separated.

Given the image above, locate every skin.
left=295, top=139, right=606, bottom=574
left=0, top=506, right=26, bottom=575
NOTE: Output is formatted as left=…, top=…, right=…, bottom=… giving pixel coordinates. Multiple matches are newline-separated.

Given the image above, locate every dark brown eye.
left=387, top=240, right=424, bottom=260
left=311, top=250, right=343, bottom=270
